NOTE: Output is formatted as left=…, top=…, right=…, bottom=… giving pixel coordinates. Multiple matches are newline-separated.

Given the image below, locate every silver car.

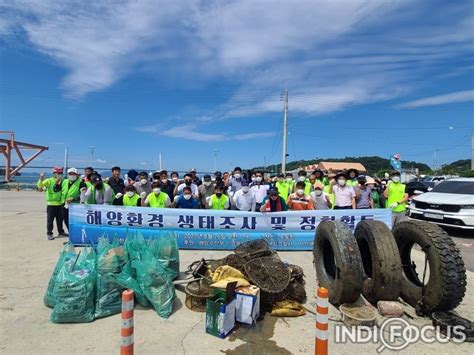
left=408, top=178, right=474, bottom=230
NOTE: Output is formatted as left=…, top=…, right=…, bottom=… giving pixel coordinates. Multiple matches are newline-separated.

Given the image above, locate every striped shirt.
left=287, top=193, right=314, bottom=210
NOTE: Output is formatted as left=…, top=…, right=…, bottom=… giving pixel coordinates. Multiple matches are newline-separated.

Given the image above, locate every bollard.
left=121, top=289, right=134, bottom=355
left=315, top=287, right=329, bottom=355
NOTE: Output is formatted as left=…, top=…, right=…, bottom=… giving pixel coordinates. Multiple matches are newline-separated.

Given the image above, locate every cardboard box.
left=205, top=283, right=236, bottom=338
left=235, top=285, right=260, bottom=325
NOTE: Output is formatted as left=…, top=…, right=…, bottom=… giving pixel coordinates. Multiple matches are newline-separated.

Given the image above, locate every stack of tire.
left=313, top=220, right=467, bottom=314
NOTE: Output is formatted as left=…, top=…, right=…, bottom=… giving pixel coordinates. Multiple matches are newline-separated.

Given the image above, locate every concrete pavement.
left=0, top=191, right=472, bottom=354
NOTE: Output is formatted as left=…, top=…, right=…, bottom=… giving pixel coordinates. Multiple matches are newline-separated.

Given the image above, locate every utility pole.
left=159, top=152, right=162, bottom=171
left=281, top=89, right=288, bottom=174
left=264, top=155, right=267, bottom=172
left=434, top=147, right=438, bottom=172
left=471, top=131, right=474, bottom=171
left=63, top=145, right=68, bottom=173
left=89, top=146, right=95, bottom=167
left=213, top=149, right=219, bottom=171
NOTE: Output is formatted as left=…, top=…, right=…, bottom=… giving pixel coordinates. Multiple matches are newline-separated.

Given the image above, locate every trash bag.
left=148, top=232, right=180, bottom=280
left=116, top=261, right=151, bottom=308
left=95, top=237, right=128, bottom=319
left=51, top=246, right=97, bottom=323
left=44, top=243, right=77, bottom=308
left=133, top=252, right=175, bottom=318
left=116, top=232, right=152, bottom=308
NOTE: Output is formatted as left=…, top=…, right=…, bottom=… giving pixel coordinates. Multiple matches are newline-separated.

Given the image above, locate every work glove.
left=140, top=192, right=147, bottom=198
left=389, top=202, right=398, bottom=209
left=115, top=193, right=123, bottom=199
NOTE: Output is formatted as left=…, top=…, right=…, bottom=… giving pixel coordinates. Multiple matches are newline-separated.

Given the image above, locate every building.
left=309, top=162, right=367, bottom=174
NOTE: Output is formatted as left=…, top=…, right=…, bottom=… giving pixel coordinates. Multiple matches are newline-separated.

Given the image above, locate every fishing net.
left=234, top=239, right=272, bottom=260
left=243, top=256, right=291, bottom=294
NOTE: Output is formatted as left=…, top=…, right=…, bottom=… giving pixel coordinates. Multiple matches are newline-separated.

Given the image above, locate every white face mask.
left=337, top=179, right=346, bottom=186
left=153, top=188, right=161, bottom=194
left=256, top=177, right=262, bottom=182
left=161, top=179, right=168, bottom=183
left=69, top=175, right=77, bottom=181
left=286, top=178, right=293, bottom=183
left=140, top=179, right=148, bottom=185
left=298, top=176, right=306, bottom=182
left=242, top=186, right=250, bottom=193
left=183, top=194, right=192, bottom=200
left=392, top=176, right=400, bottom=183
left=234, top=173, right=241, bottom=179
left=204, top=181, right=212, bottom=186
left=251, top=177, right=256, bottom=182
left=297, top=189, right=304, bottom=195
left=126, top=191, right=135, bottom=197
left=315, top=190, right=322, bottom=196
left=172, top=177, right=178, bottom=182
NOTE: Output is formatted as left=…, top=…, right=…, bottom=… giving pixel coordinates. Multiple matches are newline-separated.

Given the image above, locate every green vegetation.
left=252, top=156, right=434, bottom=175
left=440, top=159, right=473, bottom=177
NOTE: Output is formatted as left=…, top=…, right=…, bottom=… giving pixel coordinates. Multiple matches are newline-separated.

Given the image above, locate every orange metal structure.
left=0, top=131, right=48, bottom=182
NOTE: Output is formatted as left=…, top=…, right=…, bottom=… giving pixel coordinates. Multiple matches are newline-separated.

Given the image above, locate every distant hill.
left=251, top=156, right=433, bottom=175
left=441, top=159, right=473, bottom=177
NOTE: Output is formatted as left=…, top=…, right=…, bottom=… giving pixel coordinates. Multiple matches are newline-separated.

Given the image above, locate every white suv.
left=408, top=178, right=474, bottom=230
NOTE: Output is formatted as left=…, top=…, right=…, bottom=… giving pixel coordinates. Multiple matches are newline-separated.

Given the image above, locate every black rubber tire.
left=313, top=221, right=363, bottom=304
left=393, top=220, right=466, bottom=313
left=354, top=221, right=402, bottom=304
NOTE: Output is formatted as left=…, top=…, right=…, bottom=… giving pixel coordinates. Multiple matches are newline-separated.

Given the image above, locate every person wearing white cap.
left=61, top=167, right=86, bottom=233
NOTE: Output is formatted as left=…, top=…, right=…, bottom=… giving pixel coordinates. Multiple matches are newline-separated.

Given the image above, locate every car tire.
left=313, top=221, right=363, bottom=304
left=393, top=220, right=466, bottom=313
left=354, top=220, right=402, bottom=304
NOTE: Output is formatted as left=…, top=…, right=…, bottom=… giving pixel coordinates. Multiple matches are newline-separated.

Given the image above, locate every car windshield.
left=431, top=181, right=474, bottom=195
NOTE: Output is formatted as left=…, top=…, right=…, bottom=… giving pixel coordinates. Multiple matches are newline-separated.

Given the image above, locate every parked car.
left=405, top=180, right=435, bottom=197
left=407, top=178, right=474, bottom=230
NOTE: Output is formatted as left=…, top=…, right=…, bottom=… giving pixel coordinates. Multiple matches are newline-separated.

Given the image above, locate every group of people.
left=37, top=165, right=408, bottom=239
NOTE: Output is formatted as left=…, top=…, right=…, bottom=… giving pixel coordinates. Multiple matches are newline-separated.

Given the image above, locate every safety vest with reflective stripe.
left=61, top=178, right=82, bottom=204
left=323, top=185, right=335, bottom=209
left=123, top=193, right=140, bottom=206
left=211, top=194, right=229, bottom=210
left=275, top=181, right=291, bottom=199
left=37, top=177, right=63, bottom=206
left=386, top=182, right=407, bottom=212
left=147, top=192, right=169, bottom=208
left=86, top=183, right=115, bottom=204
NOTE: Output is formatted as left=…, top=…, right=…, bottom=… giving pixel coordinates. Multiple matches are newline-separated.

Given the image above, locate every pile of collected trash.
left=44, top=232, right=179, bottom=323
left=186, top=239, right=307, bottom=318
left=313, top=219, right=467, bottom=313
left=313, top=219, right=472, bottom=341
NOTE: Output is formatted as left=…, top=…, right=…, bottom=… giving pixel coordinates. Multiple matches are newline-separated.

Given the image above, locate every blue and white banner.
left=69, top=204, right=392, bottom=250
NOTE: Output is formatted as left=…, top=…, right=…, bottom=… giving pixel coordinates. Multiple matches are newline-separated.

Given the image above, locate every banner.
left=69, top=204, right=392, bottom=251
left=390, top=154, right=402, bottom=171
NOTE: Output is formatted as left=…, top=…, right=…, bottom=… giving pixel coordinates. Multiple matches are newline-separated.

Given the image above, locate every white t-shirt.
left=250, top=184, right=270, bottom=204
left=233, top=190, right=256, bottom=211
left=333, top=185, right=355, bottom=207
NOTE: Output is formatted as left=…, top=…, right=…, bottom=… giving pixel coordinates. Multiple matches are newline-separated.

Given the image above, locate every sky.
left=0, top=0, right=473, bottom=173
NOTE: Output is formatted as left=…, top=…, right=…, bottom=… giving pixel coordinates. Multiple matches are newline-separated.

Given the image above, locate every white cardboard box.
left=235, top=285, right=260, bottom=325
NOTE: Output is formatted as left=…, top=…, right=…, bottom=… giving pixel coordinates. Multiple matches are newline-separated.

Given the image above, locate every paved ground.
left=0, top=191, right=473, bottom=354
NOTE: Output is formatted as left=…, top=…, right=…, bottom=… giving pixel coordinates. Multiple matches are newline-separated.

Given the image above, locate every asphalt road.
left=443, top=227, right=474, bottom=272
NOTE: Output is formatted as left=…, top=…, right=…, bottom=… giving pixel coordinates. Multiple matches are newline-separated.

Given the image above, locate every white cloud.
left=152, top=124, right=274, bottom=142
left=396, top=90, right=474, bottom=108
left=162, top=124, right=226, bottom=142
left=233, top=132, right=275, bottom=140
left=1, top=0, right=472, bottom=119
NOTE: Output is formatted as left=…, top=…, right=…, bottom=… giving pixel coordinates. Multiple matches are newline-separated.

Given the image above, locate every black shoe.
left=58, top=232, right=69, bottom=237
left=47, top=234, right=54, bottom=240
